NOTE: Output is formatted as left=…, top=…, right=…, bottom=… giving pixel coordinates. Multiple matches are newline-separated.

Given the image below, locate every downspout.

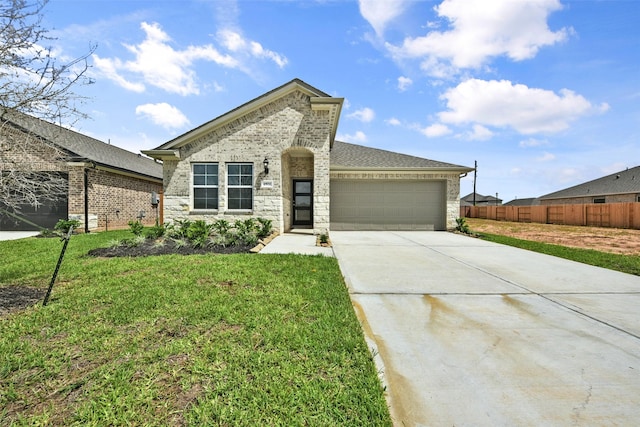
left=84, top=167, right=89, bottom=233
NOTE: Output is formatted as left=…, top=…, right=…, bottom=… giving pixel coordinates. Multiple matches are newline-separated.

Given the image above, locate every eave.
left=140, top=149, right=181, bottom=161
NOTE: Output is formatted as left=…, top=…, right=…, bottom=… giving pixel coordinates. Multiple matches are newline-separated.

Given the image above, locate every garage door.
left=330, top=180, right=446, bottom=230
left=0, top=198, right=68, bottom=231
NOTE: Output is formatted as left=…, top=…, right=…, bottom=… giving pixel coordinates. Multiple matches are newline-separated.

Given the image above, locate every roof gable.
left=330, top=141, right=473, bottom=171
left=3, top=111, right=162, bottom=180
left=540, top=166, right=640, bottom=200
left=146, top=78, right=343, bottom=156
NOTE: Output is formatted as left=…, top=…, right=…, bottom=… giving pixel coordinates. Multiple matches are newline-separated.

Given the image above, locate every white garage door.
left=330, top=180, right=446, bottom=231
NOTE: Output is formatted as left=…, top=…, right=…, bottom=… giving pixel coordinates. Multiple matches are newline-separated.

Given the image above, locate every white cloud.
left=420, top=123, right=451, bottom=138
left=386, top=117, right=402, bottom=126
left=337, top=130, right=368, bottom=143
left=94, top=21, right=287, bottom=95
left=135, top=102, right=190, bottom=130
left=358, top=0, right=412, bottom=37
left=386, top=0, right=570, bottom=77
left=438, top=79, right=599, bottom=134
left=519, top=138, right=549, bottom=148
left=347, top=107, right=376, bottom=123
left=466, top=124, right=493, bottom=141
left=536, top=151, right=556, bottom=162
left=217, top=29, right=288, bottom=68
left=397, top=76, right=413, bottom=91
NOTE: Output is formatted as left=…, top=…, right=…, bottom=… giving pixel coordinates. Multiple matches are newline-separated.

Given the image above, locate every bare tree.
left=0, top=0, right=95, bottom=218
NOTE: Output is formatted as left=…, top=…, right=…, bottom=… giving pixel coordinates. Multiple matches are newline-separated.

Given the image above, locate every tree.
left=0, top=0, right=95, bottom=219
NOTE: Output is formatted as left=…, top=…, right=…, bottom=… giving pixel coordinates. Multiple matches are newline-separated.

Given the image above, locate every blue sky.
left=44, top=0, right=639, bottom=202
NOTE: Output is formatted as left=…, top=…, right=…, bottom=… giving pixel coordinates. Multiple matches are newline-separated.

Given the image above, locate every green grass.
left=476, top=232, right=640, bottom=276
left=0, top=232, right=391, bottom=426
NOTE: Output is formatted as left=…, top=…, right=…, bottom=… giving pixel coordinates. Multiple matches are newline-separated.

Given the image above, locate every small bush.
left=128, top=220, right=144, bottom=236
left=319, top=233, right=329, bottom=244
left=212, top=219, right=231, bottom=236
left=455, top=217, right=471, bottom=234
left=186, top=220, right=213, bottom=248
left=54, top=219, right=80, bottom=234
left=145, top=224, right=165, bottom=239
left=257, top=218, right=272, bottom=238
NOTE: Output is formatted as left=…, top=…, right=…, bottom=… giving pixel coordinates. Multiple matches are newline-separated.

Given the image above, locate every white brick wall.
left=163, top=90, right=333, bottom=233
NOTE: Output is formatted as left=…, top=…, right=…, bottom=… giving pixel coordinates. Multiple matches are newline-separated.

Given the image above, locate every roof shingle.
left=331, top=141, right=472, bottom=170
left=540, top=166, right=640, bottom=200
left=3, top=112, right=162, bottom=180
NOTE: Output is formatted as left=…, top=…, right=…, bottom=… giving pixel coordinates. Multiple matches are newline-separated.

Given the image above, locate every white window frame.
left=226, top=163, right=253, bottom=211
left=192, top=163, right=219, bottom=210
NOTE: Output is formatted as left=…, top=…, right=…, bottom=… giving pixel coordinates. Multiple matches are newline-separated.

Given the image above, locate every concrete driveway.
left=331, top=231, right=640, bottom=426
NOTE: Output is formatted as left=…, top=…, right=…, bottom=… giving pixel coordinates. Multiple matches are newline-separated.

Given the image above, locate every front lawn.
left=0, top=232, right=391, bottom=426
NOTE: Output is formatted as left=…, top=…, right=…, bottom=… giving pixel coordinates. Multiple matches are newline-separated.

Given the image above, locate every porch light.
left=263, top=157, right=269, bottom=175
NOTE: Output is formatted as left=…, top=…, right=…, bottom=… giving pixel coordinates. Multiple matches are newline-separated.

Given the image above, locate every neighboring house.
left=503, top=197, right=540, bottom=206
left=540, top=166, right=640, bottom=205
left=143, top=79, right=472, bottom=233
left=460, top=192, right=502, bottom=207
left=0, top=112, right=163, bottom=231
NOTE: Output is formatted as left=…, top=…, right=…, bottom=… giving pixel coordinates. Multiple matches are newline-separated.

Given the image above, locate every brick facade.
left=1, top=122, right=162, bottom=231
left=67, top=165, right=162, bottom=231
left=162, top=90, right=333, bottom=233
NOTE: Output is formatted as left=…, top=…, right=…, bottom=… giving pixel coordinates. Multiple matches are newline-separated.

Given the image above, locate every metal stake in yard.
left=43, top=226, right=74, bottom=306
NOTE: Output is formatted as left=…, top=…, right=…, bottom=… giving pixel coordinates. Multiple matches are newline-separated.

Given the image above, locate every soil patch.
left=466, top=218, right=640, bottom=256
left=0, top=286, right=45, bottom=315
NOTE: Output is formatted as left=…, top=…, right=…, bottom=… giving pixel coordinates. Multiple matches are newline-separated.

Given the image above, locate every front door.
left=293, top=179, right=313, bottom=227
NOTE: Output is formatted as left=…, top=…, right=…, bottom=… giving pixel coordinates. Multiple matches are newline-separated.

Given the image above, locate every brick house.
left=143, top=79, right=473, bottom=233
left=0, top=112, right=163, bottom=232
left=539, top=166, right=640, bottom=205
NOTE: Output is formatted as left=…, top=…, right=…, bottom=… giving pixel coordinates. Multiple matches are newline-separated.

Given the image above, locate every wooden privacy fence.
left=460, top=202, right=640, bottom=230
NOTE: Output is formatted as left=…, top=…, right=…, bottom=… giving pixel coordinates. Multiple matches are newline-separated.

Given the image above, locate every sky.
left=42, top=0, right=639, bottom=202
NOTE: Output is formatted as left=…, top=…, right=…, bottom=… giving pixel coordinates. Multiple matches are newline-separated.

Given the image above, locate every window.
left=593, top=197, right=605, bottom=204
left=192, top=163, right=218, bottom=209
left=227, top=163, right=253, bottom=210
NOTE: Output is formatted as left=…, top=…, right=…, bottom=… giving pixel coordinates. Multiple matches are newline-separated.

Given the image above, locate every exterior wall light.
left=263, top=157, right=269, bottom=175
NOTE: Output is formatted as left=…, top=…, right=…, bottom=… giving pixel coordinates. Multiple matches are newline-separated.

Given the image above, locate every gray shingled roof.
left=3, top=111, right=162, bottom=180
left=503, top=197, right=540, bottom=206
left=540, top=166, right=640, bottom=200
left=331, top=140, right=472, bottom=170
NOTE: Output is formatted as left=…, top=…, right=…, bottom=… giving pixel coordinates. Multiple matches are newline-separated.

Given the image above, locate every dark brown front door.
left=293, top=179, right=313, bottom=227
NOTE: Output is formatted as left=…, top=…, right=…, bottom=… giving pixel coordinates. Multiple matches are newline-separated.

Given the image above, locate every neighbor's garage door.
left=330, top=180, right=446, bottom=231
left=0, top=197, right=68, bottom=231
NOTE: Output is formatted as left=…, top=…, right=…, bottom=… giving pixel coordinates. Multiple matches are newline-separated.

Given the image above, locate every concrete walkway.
left=0, top=231, right=40, bottom=241
left=258, top=231, right=334, bottom=256
left=330, top=231, right=640, bottom=426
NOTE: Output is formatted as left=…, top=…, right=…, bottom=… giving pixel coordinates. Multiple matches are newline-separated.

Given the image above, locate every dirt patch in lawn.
left=465, top=218, right=640, bottom=256
left=0, top=286, right=45, bottom=316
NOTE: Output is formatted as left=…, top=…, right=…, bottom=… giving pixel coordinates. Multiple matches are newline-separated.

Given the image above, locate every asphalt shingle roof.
left=540, top=166, right=640, bottom=200
left=331, top=140, right=472, bottom=170
left=4, top=112, right=162, bottom=180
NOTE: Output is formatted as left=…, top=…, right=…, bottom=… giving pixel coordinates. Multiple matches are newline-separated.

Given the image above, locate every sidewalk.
left=0, top=231, right=40, bottom=241
left=259, top=231, right=334, bottom=256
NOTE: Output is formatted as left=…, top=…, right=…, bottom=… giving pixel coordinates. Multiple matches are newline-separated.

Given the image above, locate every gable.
left=143, top=79, right=343, bottom=160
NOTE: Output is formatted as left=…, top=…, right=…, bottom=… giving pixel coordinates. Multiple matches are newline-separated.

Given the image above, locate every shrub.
left=257, top=217, right=272, bottom=239
left=319, top=233, right=329, bottom=244
left=455, top=217, right=471, bottom=235
left=145, top=224, right=165, bottom=239
left=54, top=219, right=80, bottom=234
left=186, top=220, right=213, bottom=248
left=212, top=219, right=231, bottom=236
left=128, top=220, right=144, bottom=236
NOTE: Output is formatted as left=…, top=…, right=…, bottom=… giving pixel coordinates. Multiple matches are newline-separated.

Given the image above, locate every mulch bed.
left=87, top=239, right=254, bottom=257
